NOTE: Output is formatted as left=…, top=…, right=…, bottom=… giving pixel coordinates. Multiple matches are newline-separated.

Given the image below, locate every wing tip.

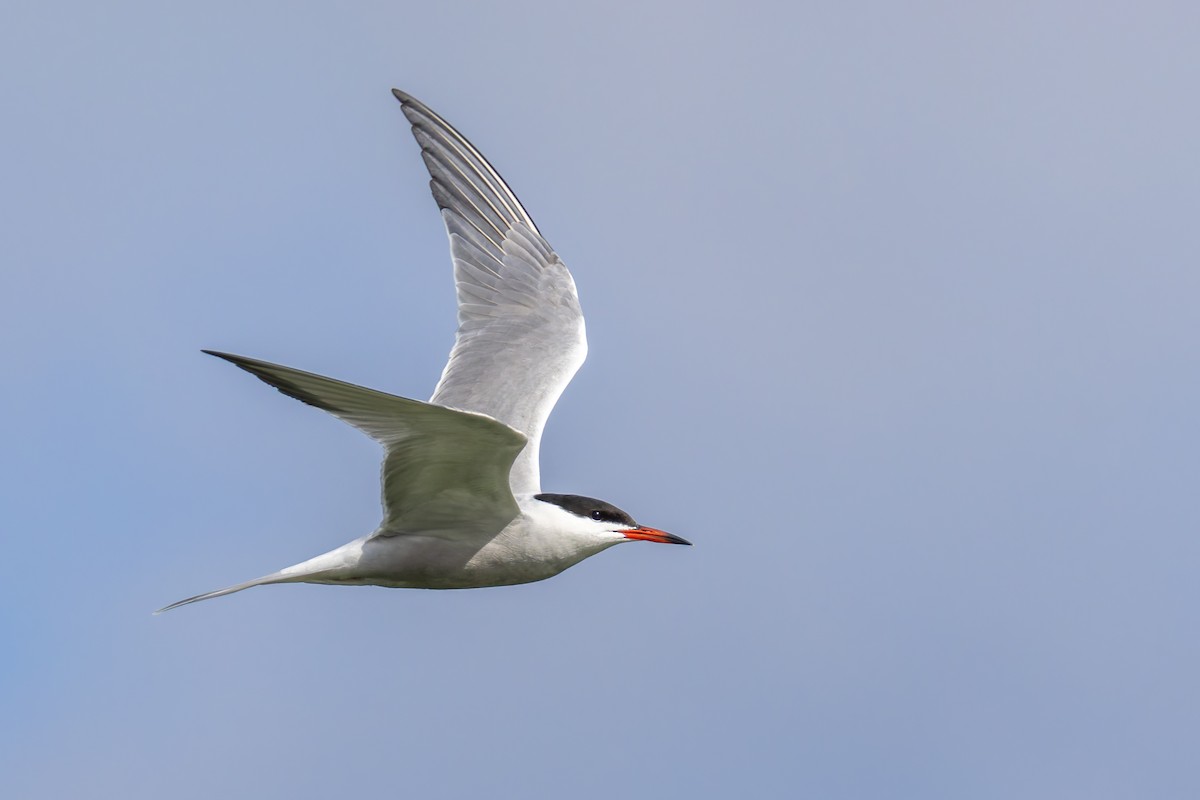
left=392, top=88, right=425, bottom=114
left=200, top=350, right=343, bottom=415
left=202, top=349, right=264, bottom=375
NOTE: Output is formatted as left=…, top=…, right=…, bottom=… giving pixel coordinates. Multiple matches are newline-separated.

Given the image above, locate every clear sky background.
left=3, top=2, right=1198, bottom=797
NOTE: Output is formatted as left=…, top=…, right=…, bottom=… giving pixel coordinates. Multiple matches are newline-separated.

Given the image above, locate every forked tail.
left=155, top=543, right=365, bottom=614
left=154, top=572, right=292, bottom=614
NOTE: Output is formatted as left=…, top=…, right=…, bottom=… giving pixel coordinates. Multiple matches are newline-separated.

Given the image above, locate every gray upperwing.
left=203, top=350, right=525, bottom=538
left=393, top=90, right=588, bottom=497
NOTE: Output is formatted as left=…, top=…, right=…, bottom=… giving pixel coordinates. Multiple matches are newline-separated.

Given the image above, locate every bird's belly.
left=348, top=532, right=597, bottom=589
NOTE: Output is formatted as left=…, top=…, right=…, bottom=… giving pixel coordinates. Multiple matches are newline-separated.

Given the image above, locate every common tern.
left=157, top=90, right=689, bottom=613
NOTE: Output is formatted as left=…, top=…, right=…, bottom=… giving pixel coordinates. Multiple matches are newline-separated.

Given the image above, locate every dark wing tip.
left=201, top=349, right=263, bottom=374
left=201, top=349, right=340, bottom=414
left=390, top=90, right=440, bottom=153
left=391, top=88, right=421, bottom=108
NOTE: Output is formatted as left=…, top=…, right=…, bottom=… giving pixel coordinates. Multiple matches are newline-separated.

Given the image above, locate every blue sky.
left=3, top=1, right=1198, bottom=797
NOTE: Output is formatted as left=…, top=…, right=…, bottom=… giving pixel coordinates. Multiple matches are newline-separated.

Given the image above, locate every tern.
left=157, top=90, right=689, bottom=613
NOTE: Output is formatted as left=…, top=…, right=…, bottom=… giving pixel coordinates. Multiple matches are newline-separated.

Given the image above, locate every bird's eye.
left=591, top=510, right=604, bottom=521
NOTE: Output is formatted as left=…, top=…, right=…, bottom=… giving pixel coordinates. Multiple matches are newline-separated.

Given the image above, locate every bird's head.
left=533, top=493, right=691, bottom=546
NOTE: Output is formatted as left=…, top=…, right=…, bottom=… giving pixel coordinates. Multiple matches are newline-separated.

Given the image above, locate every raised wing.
left=203, top=351, right=525, bottom=538
left=393, top=90, right=588, bottom=496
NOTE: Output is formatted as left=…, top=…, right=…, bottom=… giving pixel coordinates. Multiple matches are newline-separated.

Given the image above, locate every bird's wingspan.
left=203, top=351, right=525, bottom=538
left=393, top=90, right=588, bottom=496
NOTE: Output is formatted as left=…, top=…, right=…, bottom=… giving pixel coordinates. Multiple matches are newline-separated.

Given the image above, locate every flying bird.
left=157, top=90, right=689, bottom=613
